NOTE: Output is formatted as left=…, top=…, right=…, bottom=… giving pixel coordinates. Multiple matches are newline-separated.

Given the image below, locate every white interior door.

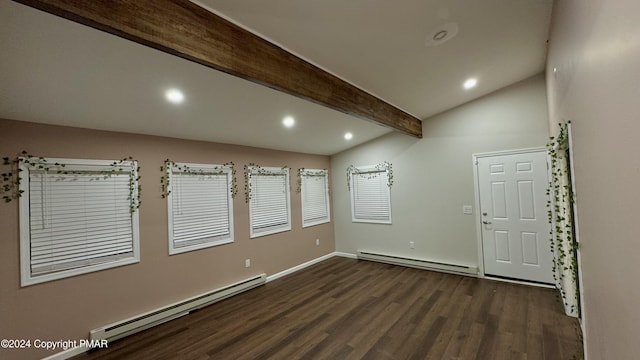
left=477, top=150, right=554, bottom=284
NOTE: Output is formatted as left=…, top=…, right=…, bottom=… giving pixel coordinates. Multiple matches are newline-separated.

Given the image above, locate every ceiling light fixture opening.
left=165, top=88, right=184, bottom=104
left=432, top=30, right=448, bottom=41
left=463, top=78, right=477, bottom=90
left=344, top=132, right=353, bottom=140
left=425, top=22, right=459, bottom=47
left=282, top=116, right=295, bottom=128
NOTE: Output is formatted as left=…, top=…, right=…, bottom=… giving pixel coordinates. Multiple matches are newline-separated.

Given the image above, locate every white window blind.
left=19, top=158, right=140, bottom=286
left=350, top=166, right=392, bottom=224
left=301, top=169, right=330, bottom=227
left=248, top=166, right=291, bottom=238
left=167, top=163, right=234, bottom=254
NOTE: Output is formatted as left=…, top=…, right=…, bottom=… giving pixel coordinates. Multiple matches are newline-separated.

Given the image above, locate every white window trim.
left=167, top=162, right=234, bottom=255
left=248, top=166, right=291, bottom=238
left=19, top=157, right=140, bottom=286
left=349, top=164, right=392, bottom=224
left=300, top=169, right=331, bottom=228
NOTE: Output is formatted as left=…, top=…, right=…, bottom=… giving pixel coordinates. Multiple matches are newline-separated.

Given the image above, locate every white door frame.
left=472, top=147, right=551, bottom=281
left=566, top=123, right=587, bottom=356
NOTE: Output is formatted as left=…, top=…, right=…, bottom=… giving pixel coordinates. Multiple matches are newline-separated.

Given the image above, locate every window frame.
left=247, top=166, right=291, bottom=238
left=19, top=157, right=140, bottom=286
left=166, top=162, right=235, bottom=255
left=300, top=169, right=331, bottom=228
left=349, top=164, right=392, bottom=224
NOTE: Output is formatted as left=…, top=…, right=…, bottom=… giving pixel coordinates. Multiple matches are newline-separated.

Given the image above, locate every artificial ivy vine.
left=1, top=151, right=141, bottom=213
left=297, top=168, right=329, bottom=193
left=297, top=168, right=304, bottom=193
left=116, top=156, right=143, bottom=214
left=547, top=122, right=580, bottom=317
left=160, top=160, right=238, bottom=199
left=1, top=150, right=30, bottom=203
left=346, top=161, right=394, bottom=190
left=243, top=163, right=289, bottom=203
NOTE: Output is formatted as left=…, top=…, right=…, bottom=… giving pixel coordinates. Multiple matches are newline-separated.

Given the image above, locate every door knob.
left=482, top=220, right=492, bottom=225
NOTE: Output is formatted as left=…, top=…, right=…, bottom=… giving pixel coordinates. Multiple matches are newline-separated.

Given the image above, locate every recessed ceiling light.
left=344, top=132, right=353, bottom=140
left=282, top=116, right=295, bottom=128
left=425, top=22, right=459, bottom=47
left=432, top=30, right=448, bottom=41
left=463, top=78, right=477, bottom=90
left=165, top=88, right=184, bottom=104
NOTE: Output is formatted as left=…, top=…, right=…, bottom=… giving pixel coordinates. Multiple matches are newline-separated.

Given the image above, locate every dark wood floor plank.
left=72, top=257, right=581, bottom=360
left=345, top=301, right=413, bottom=360
left=508, top=285, right=529, bottom=354
left=433, top=282, right=475, bottom=359
left=458, top=321, right=488, bottom=360
left=362, top=273, right=444, bottom=359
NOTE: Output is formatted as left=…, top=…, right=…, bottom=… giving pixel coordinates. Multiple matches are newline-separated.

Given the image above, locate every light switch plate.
left=463, top=205, right=473, bottom=215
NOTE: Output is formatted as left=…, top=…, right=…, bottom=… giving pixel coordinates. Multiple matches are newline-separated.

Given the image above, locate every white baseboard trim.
left=333, top=251, right=357, bottom=259
left=266, top=252, right=336, bottom=282
left=41, top=345, right=87, bottom=360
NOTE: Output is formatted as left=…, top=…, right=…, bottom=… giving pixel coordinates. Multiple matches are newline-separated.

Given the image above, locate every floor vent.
left=357, top=251, right=478, bottom=276
left=90, top=273, right=266, bottom=342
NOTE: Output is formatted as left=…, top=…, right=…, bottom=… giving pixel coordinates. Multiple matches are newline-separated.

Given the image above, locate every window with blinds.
left=350, top=166, right=392, bottom=224
left=248, top=166, right=291, bottom=238
left=300, top=169, right=330, bottom=227
left=19, top=158, right=140, bottom=286
left=167, top=163, right=234, bottom=254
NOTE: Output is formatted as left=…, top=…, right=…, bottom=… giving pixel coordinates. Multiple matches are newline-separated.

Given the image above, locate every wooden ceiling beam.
left=14, top=0, right=423, bottom=138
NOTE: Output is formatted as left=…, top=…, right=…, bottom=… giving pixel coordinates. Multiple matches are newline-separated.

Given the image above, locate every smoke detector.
left=425, top=22, right=459, bottom=47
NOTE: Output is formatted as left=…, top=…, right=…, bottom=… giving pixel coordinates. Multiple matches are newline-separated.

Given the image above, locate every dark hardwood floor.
left=73, top=257, right=581, bottom=360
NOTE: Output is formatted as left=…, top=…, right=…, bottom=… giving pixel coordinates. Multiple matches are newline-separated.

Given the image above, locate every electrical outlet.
left=315, top=238, right=320, bottom=246
left=245, top=259, right=251, bottom=268
left=409, top=241, right=415, bottom=249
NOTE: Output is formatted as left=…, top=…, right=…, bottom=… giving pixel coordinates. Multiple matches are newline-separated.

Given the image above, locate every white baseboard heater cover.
left=90, top=273, right=266, bottom=342
left=357, top=251, right=478, bottom=276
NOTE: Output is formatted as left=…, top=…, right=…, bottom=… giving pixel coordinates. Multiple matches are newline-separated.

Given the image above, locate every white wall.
left=546, top=0, right=640, bottom=358
left=331, top=74, right=549, bottom=268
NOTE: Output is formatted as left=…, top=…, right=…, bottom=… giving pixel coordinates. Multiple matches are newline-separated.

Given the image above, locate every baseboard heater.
left=90, top=273, right=266, bottom=342
left=357, top=251, right=478, bottom=276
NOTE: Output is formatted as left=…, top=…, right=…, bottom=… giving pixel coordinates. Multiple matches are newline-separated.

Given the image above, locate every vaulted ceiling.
left=0, top=0, right=553, bottom=155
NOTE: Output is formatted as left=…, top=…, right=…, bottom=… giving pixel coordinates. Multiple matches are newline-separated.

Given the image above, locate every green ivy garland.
left=297, top=168, right=329, bottom=193
left=1, top=151, right=141, bottom=213
left=297, top=168, right=304, bottom=193
left=160, top=160, right=238, bottom=199
left=547, top=122, right=580, bottom=318
left=243, top=163, right=289, bottom=203
left=1, top=150, right=30, bottom=202
left=116, top=156, right=142, bottom=214
left=346, top=161, right=393, bottom=190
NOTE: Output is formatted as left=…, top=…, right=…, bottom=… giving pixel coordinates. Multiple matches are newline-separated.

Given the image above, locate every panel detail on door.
left=516, top=161, right=533, bottom=172
left=490, top=164, right=505, bottom=174
left=491, top=182, right=508, bottom=219
left=521, top=232, right=540, bottom=265
left=495, top=231, right=511, bottom=262
left=517, top=180, right=536, bottom=219
left=477, top=150, right=553, bottom=284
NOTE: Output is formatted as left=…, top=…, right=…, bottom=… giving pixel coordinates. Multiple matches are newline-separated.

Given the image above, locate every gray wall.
left=331, top=74, right=549, bottom=268
left=546, top=0, right=640, bottom=358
